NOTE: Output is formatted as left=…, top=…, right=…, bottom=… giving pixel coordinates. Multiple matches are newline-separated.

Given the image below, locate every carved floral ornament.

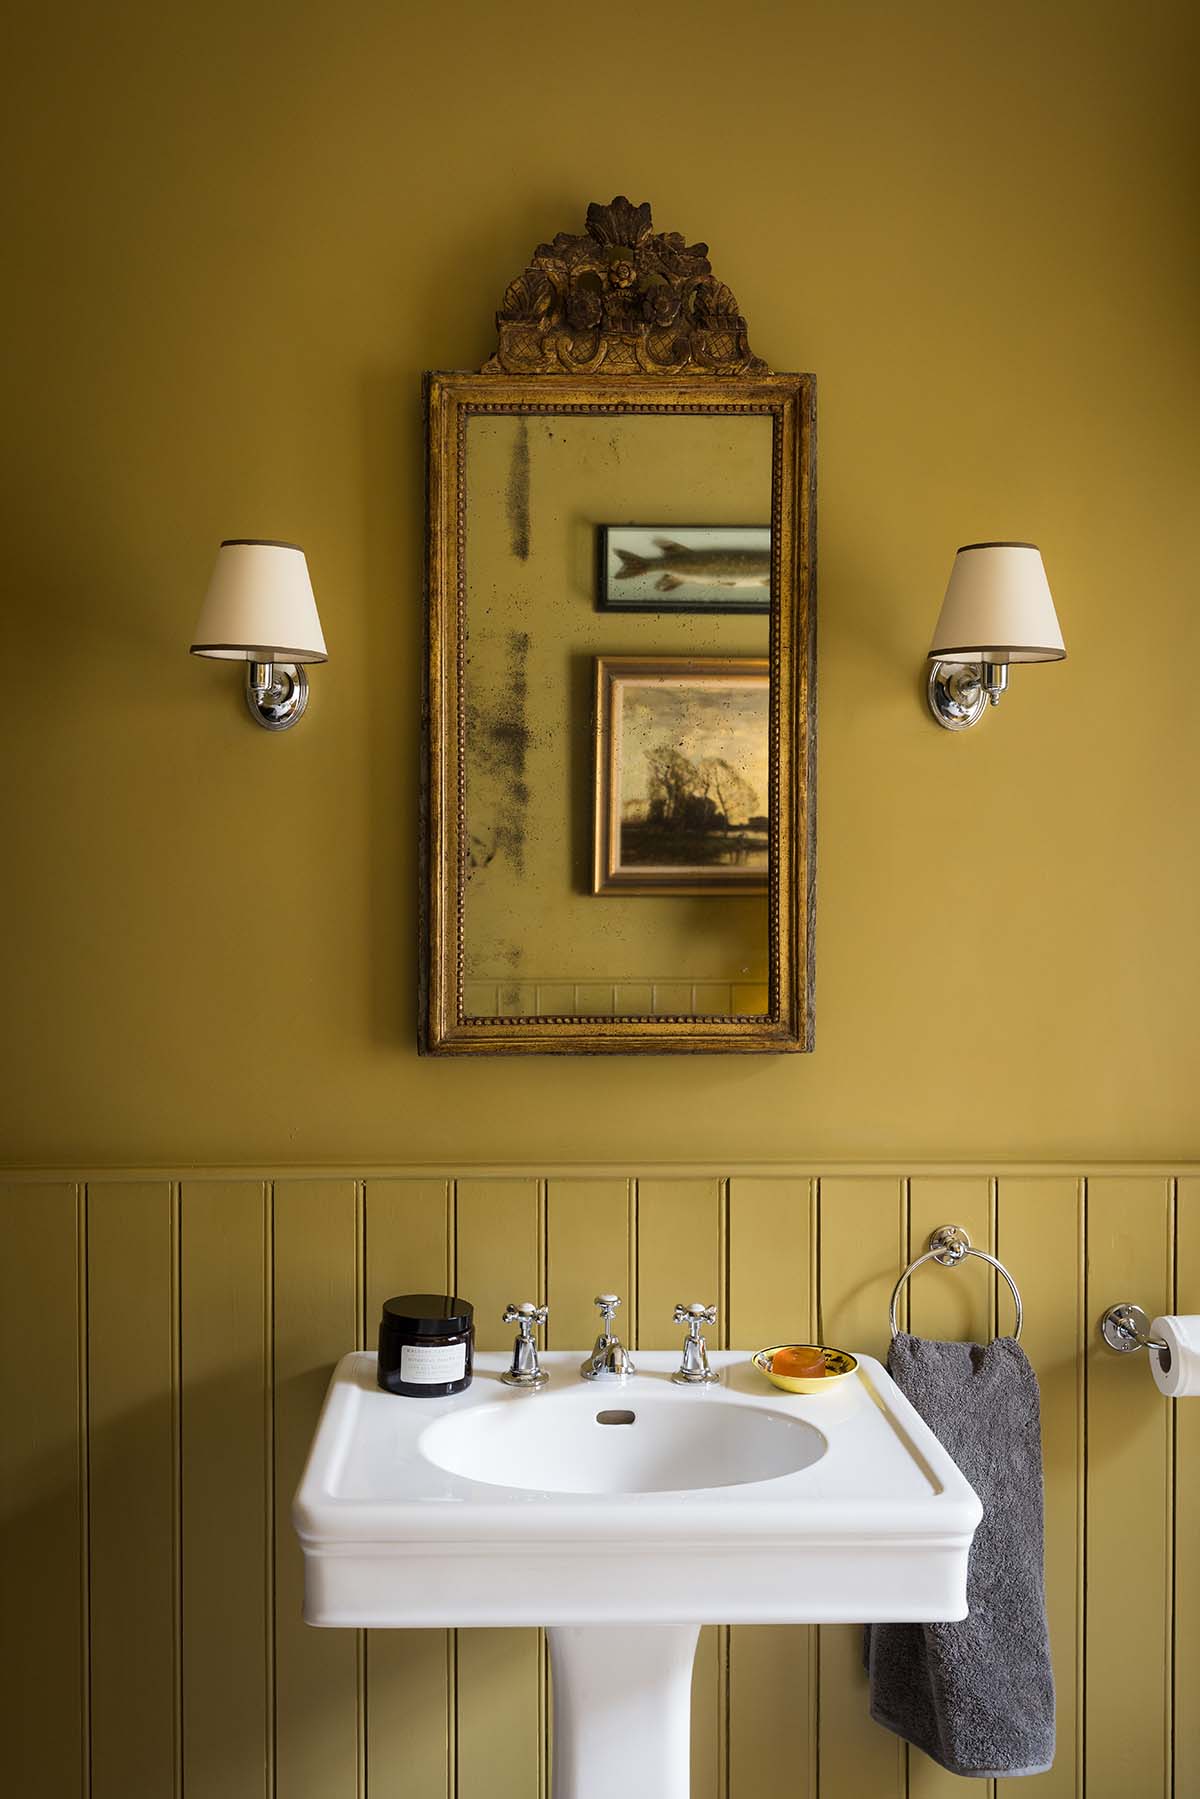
left=483, top=197, right=769, bottom=377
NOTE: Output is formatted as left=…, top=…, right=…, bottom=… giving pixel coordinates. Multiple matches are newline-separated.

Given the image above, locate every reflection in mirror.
left=462, top=412, right=772, bottom=1022
left=592, top=656, right=769, bottom=897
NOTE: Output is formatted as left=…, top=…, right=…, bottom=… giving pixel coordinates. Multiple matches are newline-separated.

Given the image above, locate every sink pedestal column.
left=547, top=1623, right=700, bottom=1799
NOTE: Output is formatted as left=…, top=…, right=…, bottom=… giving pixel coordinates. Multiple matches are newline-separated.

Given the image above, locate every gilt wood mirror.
left=421, top=198, right=815, bottom=1054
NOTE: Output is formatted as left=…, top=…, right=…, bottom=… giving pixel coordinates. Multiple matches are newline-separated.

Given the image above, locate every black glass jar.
left=378, top=1293, right=475, bottom=1397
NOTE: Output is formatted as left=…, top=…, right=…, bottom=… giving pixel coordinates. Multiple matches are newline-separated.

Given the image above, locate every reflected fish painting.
left=598, top=525, right=771, bottom=612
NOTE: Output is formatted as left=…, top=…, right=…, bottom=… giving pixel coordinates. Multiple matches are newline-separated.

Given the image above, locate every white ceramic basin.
left=294, top=1349, right=980, bottom=1629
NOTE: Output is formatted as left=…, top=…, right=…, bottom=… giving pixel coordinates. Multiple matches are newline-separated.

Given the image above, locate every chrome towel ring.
left=888, top=1225, right=1024, bottom=1342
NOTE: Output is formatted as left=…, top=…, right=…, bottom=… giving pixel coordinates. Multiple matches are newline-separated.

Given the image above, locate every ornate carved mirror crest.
left=484, top=196, right=768, bottom=377
left=422, top=199, right=815, bottom=1056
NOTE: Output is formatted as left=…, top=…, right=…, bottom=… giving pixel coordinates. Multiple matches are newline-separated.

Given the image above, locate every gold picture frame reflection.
left=594, top=656, right=770, bottom=895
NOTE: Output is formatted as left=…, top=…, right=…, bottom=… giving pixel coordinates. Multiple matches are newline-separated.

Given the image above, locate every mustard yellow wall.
left=2, top=0, right=1197, bottom=1167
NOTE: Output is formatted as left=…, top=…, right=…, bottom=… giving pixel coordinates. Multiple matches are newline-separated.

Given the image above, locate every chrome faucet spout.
left=580, top=1294, right=636, bottom=1381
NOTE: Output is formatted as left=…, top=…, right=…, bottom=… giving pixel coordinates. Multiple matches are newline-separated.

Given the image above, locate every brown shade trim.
left=219, top=537, right=305, bottom=552
left=955, top=540, right=1039, bottom=553
left=190, top=642, right=328, bottom=662
left=928, top=644, right=1066, bottom=660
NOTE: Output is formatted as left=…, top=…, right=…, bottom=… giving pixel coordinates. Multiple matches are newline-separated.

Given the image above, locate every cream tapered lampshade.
left=191, top=539, right=327, bottom=663
left=928, top=542, right=1065, bottom=665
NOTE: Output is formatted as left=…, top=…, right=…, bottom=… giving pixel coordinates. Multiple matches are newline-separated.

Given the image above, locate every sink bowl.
left=420, top=1391, right=827, bottom=1493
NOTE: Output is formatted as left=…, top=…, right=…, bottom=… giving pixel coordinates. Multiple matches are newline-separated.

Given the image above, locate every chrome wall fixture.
left=927, top=542, right=1066, bottom=731
left=889, top=1225, right=1024, bottom=1340
left=191, top=539, right=327, bottom=731
left=1099, top=1303, right=1171, bottom=1367
left=580, top=1294, right=636, bottom=1382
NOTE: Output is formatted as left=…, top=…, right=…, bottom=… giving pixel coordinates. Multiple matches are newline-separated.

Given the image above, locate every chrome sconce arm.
left=245, top=659, right=310, bottom=731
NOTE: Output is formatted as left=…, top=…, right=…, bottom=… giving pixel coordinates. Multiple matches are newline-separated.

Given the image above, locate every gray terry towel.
left=865, top=1334, right=1055, bottom=1778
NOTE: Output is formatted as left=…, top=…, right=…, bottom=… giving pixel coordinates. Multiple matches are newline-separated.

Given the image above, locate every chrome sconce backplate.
left=927, top=660, right=1007, bottom=731
left=245, top=660, right=309, bottom=731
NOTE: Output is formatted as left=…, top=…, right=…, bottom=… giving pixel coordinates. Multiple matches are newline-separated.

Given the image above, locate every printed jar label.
left=400, top=1341, right=468, bottom=1385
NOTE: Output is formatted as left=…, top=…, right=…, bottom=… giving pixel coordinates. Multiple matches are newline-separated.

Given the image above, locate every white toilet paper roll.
left=1150, top=1316, right=1200, bottom=1398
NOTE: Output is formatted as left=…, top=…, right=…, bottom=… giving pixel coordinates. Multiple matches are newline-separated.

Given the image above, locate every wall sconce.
left=926, top=542, right=1065, bottom=730
left=190, top=539, right=327, bottom=730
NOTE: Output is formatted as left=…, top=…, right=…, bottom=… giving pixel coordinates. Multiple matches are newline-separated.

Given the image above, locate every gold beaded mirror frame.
left=421, top=199, right=816, bottom=1054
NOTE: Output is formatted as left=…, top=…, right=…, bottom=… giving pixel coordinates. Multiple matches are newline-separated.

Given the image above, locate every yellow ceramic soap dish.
left=752, top=1344, right=858, bottom=1394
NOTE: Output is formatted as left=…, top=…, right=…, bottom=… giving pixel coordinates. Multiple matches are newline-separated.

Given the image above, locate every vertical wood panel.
left=363, top=1179, right=453, bottom=1797
left=727, top=1176, right=816, bottom=1351
left=907, top=1178, right=994, bottom=1799
left=0, top=1181, right=84, bottom=1797
left=996, top=1177, right=1084, bottom=1799
left=455, top=1179, right=543, bottom=1799
left=88, top=1182, right=177, bottom=1799
left=638, top=1178, right=725, bottom=1799
left=457, top=1178, right=543, bottom=1349
left=682, top=1629, right=724, bottom=1799
left=818, top=1177, right=907, bottom=1799
left=545, top=1177, right=633, bottom=1351
left=907, top=1178, right=994, bottom=1346
left=1086, top=1177, right=1173, bottom=1797
left=727, top=1177, right=817, bottom=1799
left=364, top=1179, right=452, bottom=1331
left=637, top=1177, right=722, bottom=1348
left=274, top=1180, right=360, bottom=1798
left=181, top=1180, right=270, bottom=1799
left=1175, top=1177, right=1199, bottom=1799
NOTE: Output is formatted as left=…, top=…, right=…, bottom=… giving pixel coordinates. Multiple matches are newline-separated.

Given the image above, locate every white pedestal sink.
left=294, top=1351, right=980, bottom=1797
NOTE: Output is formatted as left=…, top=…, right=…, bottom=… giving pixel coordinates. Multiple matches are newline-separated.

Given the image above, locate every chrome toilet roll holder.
left=1099, top=1303, right=1172, bottom=1370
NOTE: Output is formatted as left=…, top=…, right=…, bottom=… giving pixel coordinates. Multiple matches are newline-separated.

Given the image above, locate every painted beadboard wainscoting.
left=2, top=1166, right=1196, bottom=1799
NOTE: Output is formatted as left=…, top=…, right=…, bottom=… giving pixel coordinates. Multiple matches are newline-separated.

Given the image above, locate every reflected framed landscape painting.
left=597, top=525, right=771, bottom=613
left=593, top=656, right=769, bottom=895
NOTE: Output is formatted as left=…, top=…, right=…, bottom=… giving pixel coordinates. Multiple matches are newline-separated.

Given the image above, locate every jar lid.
left=381, top=1293, right=474, bottom=1337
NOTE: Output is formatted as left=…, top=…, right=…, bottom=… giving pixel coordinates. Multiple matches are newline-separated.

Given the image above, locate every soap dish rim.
left=752, top=1342, right=859, bottom=1394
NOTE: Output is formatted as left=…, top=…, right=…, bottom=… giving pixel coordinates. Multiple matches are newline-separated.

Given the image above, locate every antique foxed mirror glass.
left=422, top=198, right=815, bottom=1054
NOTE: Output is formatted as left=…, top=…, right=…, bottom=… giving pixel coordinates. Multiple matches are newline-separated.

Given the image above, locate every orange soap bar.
left=771, top=1346, right=826, bottom=1378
